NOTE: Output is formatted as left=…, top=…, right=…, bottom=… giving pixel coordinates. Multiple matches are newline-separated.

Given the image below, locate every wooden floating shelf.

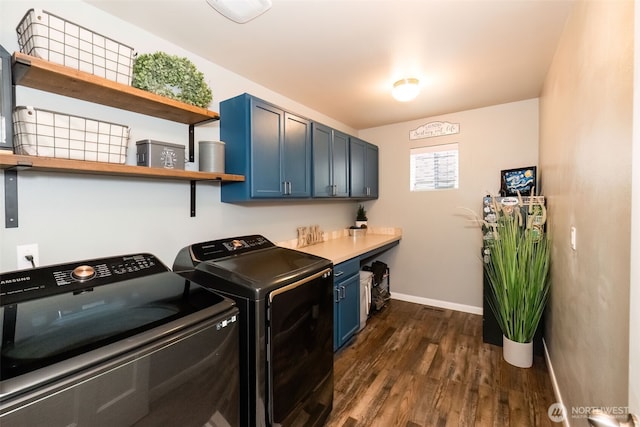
left=12, top=52, right=220, bottom=125
left=5, top=53, right=237, bottom=225
left=0, top=154, right=244, bottom=182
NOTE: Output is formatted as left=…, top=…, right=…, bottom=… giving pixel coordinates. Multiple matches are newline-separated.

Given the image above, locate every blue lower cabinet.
left=333, top=259, right=360, bottom=350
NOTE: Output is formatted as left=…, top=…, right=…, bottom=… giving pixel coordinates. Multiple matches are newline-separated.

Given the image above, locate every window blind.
left=410, top=143, right=459, bottom=191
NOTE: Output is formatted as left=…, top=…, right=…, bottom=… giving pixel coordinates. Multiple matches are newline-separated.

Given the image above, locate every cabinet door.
left=332, top=130, right=350, bottom=197
left=337, top=274, right=360, bottom=347
left=312, top=125, right=349, bottom=198
left=283, top=113, right=311, bottom=197
left=350, top=137, right=378, bottom=199
left=364, top=142, right=378, bottom=198
left=312, top=123, right=332, bottom=197
left=349, top=137, right=367, bottom=198
left=251, top=99, right=284, bottom=198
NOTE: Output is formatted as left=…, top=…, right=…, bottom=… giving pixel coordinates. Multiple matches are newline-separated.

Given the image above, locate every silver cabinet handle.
left=334, top=271, right=344, bottom=278
left=282, top=181, right=292, bottom=195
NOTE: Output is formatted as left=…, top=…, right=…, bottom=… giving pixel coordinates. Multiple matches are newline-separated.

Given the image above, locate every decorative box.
left=136, top=139, right=185, bottom=170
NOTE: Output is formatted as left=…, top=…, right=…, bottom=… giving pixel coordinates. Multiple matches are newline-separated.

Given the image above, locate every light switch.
left=570, top=226, right=577, bottom=251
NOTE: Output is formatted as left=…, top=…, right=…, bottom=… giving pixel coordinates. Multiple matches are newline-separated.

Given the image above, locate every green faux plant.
left=132, top=52, right=212, bottom=108
left=356, top=204, right=368, bottom=221
left=483, top=198, right=550, bottom=343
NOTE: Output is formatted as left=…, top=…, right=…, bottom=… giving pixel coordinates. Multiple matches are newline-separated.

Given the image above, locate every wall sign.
left=409, top=121, right=460, bottom=140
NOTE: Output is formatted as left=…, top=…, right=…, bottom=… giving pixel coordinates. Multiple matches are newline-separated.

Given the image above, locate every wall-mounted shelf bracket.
left=190, top=180, right=197, bottom=217
left=189, top=124, right=196, bottom=216
left=189, top=124, right=195, bottom=162
left=4, top=168, right=18, bottom=228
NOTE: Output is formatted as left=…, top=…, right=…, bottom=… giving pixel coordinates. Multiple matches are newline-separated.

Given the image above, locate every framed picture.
left=0, top=44, right=13, bottom=151
left=500, top=166, right=537, bottom=196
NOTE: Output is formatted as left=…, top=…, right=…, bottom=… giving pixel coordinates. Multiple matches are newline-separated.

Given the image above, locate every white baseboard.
left=544, top=338, right=571, bottom=426
left=391, top=292, right=483, bottom=315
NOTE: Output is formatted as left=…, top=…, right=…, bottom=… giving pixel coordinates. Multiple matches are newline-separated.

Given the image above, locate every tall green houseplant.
left=483, top=198, right=551, bottom=346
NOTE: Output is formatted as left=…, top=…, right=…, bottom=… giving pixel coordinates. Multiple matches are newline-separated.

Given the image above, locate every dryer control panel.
left=189, top=235, right=274, bottom=262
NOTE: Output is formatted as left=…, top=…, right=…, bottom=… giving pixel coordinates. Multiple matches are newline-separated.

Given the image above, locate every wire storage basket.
left=13, top=106, right=130, bottom=164
left=16, top=8, right=136, bottom=85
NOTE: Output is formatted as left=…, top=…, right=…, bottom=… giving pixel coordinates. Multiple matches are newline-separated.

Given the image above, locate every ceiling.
left=85, top=0, right=574, bottom=130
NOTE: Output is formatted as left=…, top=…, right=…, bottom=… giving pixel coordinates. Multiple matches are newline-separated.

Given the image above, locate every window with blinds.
left=410, top=143, right=459, bottom=191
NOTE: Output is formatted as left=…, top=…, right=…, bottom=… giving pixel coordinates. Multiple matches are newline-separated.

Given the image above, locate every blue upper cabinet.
left=312, top=123, right=349, bottom=198
left=283, top=113, right=312, bottom=197
left=365, top=142, right=379, bottom=198
left=350, top=137, right=379, bottom=199
left=221, top=94, right=311, bottom=202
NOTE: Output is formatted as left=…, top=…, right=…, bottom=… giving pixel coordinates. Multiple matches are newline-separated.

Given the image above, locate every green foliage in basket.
left=132, top=52, right=212, bottom=108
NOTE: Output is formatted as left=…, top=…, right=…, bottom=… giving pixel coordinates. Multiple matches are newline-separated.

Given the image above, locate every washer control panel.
left=0, top=254, right=168, bottom=305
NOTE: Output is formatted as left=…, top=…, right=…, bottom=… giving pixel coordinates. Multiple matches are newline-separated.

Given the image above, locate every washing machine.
left=1, top=253, right=239, bottom=427
left=174, top=235, right=333, bottom=427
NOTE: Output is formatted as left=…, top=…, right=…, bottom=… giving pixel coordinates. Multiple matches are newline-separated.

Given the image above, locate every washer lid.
left=0, top=255, right=233, bottom=388
left=194, top=246, right=332, bottom=299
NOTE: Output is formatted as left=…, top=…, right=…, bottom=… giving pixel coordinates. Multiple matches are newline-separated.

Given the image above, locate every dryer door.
left=267, top=267, right=333, bottom=425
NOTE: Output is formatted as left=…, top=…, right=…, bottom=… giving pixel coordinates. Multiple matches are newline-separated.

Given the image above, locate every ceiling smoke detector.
left=392, top=78, right=420, bottom=102
left=206, top=0, right=273, bottom=24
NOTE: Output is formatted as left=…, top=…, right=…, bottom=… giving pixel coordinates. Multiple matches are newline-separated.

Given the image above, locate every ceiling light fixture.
left=392, top=78, right=420, bottom=102
left=205, top=0, right=273, bottom=24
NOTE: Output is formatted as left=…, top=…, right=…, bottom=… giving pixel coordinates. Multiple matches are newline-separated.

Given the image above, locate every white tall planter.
left=503, top=335, right=533, bottom=368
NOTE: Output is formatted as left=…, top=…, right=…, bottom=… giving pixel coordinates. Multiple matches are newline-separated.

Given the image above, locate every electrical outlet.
left=17, top=244, right=39, bottom=270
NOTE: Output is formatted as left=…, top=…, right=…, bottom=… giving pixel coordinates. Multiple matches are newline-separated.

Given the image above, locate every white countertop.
left=278, top=227, right=402, bottom=264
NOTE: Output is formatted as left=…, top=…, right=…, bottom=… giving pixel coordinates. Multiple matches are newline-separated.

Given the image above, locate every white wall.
left=539, top=0, right=633, bottom=422
left=0, top=0, right=359, bottom=271
left=359, top=99, right=539, bottom=311
left=630, top=0, right=640, bottom=416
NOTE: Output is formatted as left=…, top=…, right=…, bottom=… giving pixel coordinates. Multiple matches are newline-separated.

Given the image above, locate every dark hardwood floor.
left=324, top=300, right=557, bottom=427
